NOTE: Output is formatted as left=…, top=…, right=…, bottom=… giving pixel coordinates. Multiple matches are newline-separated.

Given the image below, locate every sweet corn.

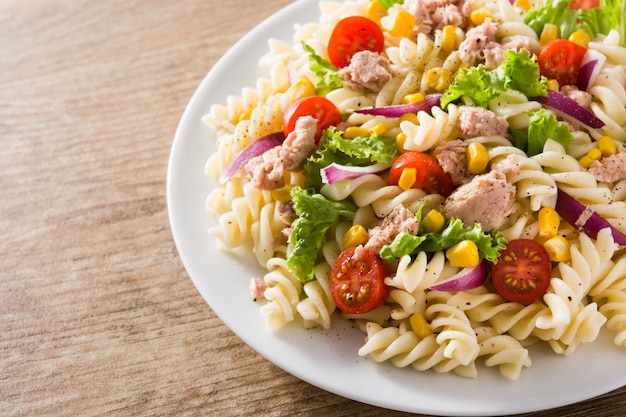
left=286, top=77, right=316, bottom=102
left=470, top=8, right=493, bottom=26
left=271, top=185, right=293, bottom=202
left=597, top=136, right=617, bottom=156
left=343, top=224, right=369, bottom=249
left=515, top=0, right=532, bottom=11
left=538, top=207, right=560, bottom=239
left=395, top=132, right=408, bottom=152
left=578, top=155, right=593, bottom=168
left=426, top=67, right=452, bottom=92
left=238, top=107, right=253, bottom=122
left=441, top=25, right=457, bottom=53
left=410, top=313, right=433, bottom=338
left=421, top=209, right=445, bottom=233
left=398, top=167, right=417, bottom=190
left=343, top=126, right=371, bottom=139
left=446, top=240, right=480, bottom=268
left=465, top=142, right=489, bottom=174
left=401, top=92, right=425, bottom=105
left=540, top=23, right=558, bottom=45
left=569, top=31, right=591, bottom=49
left=399, top=112, right=419, bottom=124
left=544, top=235, right=571, bottom=262
left=382, top=9, right=416, bottom=38
left=365, top=0, right=387, bottom=26
left=370, top=123, right=387, bottom=136
left=587, top=147, right=602, bottom=161
left=547, top=78, right=560, bottom=91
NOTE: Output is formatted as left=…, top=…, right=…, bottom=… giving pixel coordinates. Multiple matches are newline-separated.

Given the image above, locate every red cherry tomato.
left=282, top=96, right=341, bottom=144
left=569, top=0, right=599, bottom=9
left=491, top=239, right=552, bottom=305
left=387, top=151, right=453, bottom=197
left=330, top=246, right=389, bottom=314
left=537, top=39, right=587, bottom=87
left=327, top=16, right=385, bottom=68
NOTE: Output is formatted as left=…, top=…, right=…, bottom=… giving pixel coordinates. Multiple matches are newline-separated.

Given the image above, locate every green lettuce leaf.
left=378, top=0, right=405, bottom=9
left=287, top=186, right=355, bottom=283
left=302, top=43, right=343, bottom=96
left=526, top=109, right=574, bottom=156
left=379, top=218, right=508, bottom=264
left=303, top=127, right=398, bottom=190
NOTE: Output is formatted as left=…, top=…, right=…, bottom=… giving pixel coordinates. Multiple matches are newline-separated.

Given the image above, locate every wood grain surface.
left=1, top=0, right=625, bottom=416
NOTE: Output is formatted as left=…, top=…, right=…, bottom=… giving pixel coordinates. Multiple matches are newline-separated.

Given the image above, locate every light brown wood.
left=1, top=0, right=625, bottom=416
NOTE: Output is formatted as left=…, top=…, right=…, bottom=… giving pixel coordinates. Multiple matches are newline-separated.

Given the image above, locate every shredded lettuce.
left=303, top=127, right=398, bottom=190
left=379, top=218, right=508, bottom=264
left=302, top=43, right=343, bottom=96
left=526, top=109, right=574, bottom=156
left=287, top=187, right=355, bottom=283
left=524, top=0, right=626, bottom=47
left=378, top=0, right=404, bottom=9
left=441, top=49, right=547, bottom=109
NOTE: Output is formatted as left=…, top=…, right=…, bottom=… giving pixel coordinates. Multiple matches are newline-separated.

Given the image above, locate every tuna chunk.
left=457, top=105, right=508, bottom=139
left=249, top=277, right=267, bottom=301
left=245, top=146, right=285, bottom=190
left=588, top=148, right=626, bottom=183
left=434, top=139, right=472, bottom=185
left=402, top=0, right=467, bottom=34
left=443, top=170, right=516, bottom=230
left=458, top=18, right=498, bottom=67
left=560, top=85, right=593, bottom=107
left=365, top=205, right=419, bottom=254
left=279, top=115, right=317, bottom=171
left=340, top=50, right=393, bottom=93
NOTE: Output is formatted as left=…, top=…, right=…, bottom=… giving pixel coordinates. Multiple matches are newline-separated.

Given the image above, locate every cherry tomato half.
left=281, top=96, right=342, bottom=144
left=537, top=39, right=587, bottom=87
left=569, top=0, right=599, bottom=9
left=330, top=246, right=389, bottom=314
left=327, top=16, right=385, bottom=68
left=387, top=151, right=453, bottom=197
left=491, top=239, right=552, bottom=305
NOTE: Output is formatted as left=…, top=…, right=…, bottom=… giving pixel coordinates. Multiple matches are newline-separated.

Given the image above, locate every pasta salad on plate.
left=201, top=0, right=626, bottom=382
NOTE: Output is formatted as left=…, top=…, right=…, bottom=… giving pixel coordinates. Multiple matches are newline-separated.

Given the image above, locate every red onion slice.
left=429, top=259, right=489, bottom=291
left=219, top=132, right=285, bottom=183
left=532, top=90, right=605, bottom=129
left=320, top=162, right=390, bottom=184
left=578, top=49, right=607, bottom=91
left=354, top=94, right=442, bottom=118
left=555, top=189, right=626, bottom=246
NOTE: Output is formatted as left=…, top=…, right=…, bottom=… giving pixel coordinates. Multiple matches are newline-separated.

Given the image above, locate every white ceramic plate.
left=166, top=1, right=626, bottom=415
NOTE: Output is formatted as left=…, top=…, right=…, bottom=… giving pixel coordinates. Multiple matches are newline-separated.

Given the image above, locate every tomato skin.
left=330, top=246, right=389, bottom=314
left=387, top=151, right=453, bottom=197
left=491, top=239, right=552, bottom=305
left=537, top=40, right=587, bottom=87
left=569, top=0, right=599, bottom=9
left=327, top=16, right=385, bottom=68
left=282, top=96, right=342, bottom=144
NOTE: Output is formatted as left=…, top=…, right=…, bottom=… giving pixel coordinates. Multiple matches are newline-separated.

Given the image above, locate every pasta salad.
left=203, top=0, right=626, bottom=380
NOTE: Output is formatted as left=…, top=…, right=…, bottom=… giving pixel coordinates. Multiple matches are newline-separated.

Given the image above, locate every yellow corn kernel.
left=271, top=185, right=293, bottom=202
left=578, top=155, right=593, bottom=168
left=446, top=240, right=480, bottom=268
left=286, top=77, right=316, bottom=102
left=540, top=23, right=558, bottom=45
left=515, top=0, right=532, bottom=11
left=441, top=25, right=457, bottom=53
left=382, top=9, right=416, bottom=38
left=597, top=136, right=618, bottom=156
left=587, top=147, right=602, bottom=161
left=401, top=92, right=425, bottom=105
left=547, top=78, right=560, bottom=91
left=410, top=313, right=433, bottom=338
left=569, top=31, right=591, bottom=49
left=343, top=126, right=371, bottom=139
left=465, top=142, right=489, bottom=174
left=370, top=123, right=387, bottom=136
left=538, top=207, right=560, bottom=239
left=395, top=132, right=408, bottom=151
left=470, top=8, right=493, bottom=26
left=544, top=235, right=571, bottom=262
left=238, top=107, right=253, bottom=122
left=399, top=112, right=419, bottom=124
left=398, top=167, right=417, bottom=190
left=365, top=0, right=387, bottom=26
left=421, top=209, right=446, bottom=233
left=342, top=224, right=369, bottom=249
left=426, top=67, right=452, bottom=92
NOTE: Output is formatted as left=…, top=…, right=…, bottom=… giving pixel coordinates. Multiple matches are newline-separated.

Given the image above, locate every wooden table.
left=1, top=0, right=625, bottom=415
